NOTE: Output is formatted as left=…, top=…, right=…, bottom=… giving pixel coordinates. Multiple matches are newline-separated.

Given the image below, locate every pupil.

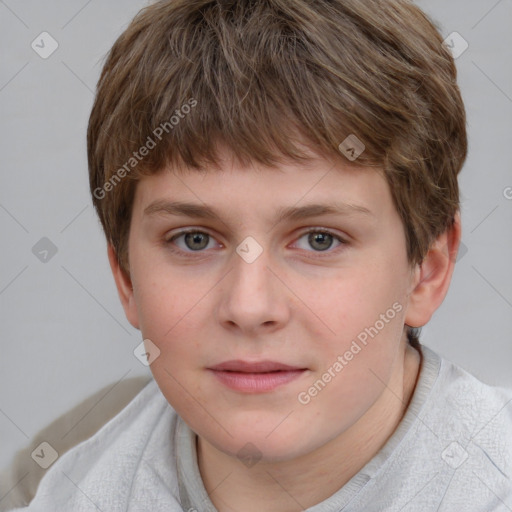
left=182, top=232, right=333, bottom=252
left=185, top=232, right=208, bottom=251
left=309, top=232, right=332, bottom=251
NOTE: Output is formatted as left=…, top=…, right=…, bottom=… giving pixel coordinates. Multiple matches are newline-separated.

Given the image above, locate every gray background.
left=0, top=0, right=511, bottom=474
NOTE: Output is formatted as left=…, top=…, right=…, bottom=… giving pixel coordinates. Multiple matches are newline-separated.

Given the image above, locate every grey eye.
left=307, top=232, right=334, bottom=251
left=183, top=232, right=210, bottom=251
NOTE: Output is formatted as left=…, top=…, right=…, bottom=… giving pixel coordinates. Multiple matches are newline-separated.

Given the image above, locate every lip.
left=209, top=360, right=304, bottom=372
left=207, top=360, right=307, bottom=393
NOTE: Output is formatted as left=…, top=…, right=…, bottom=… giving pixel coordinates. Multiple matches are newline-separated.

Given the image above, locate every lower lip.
left=209, top=369, right=306, bottom=393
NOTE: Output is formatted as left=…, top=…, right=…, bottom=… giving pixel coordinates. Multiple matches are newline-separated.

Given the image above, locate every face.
left=121, top=150, right=417, bottom=462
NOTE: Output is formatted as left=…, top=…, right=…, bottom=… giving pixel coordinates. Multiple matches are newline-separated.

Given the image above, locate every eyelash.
left=164, top=228, right=348, bottom=259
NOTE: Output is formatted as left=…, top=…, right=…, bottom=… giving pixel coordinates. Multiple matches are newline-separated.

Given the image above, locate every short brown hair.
left=88, top=0, right=467, bottom=278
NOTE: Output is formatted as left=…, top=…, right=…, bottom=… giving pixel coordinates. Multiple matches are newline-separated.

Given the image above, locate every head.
left=88, top=0, right=466, bottom=461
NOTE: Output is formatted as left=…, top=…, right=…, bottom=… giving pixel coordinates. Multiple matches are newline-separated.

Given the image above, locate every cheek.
left=299, top=302, right=406, bottom=433
left=130, top=265, right=211, bottom=379
left=310, top=263, right=404, bottom=342
left=130, top=253, right=197, bottom=337
left=132, top=278, right=172, bottom=337
left=301, top=263, right=408, bottom=394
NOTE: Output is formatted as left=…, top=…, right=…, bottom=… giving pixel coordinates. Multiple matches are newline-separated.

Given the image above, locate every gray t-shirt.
left=9, top=345, right=512, bottom=511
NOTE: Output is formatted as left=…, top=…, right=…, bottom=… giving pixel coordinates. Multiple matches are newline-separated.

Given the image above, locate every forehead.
left=133, top=151, right=391, bottom=223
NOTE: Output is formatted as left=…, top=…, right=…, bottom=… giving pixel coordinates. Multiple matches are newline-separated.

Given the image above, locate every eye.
left=293, top=229, right=346, bottom=254
left=166, top=230, right=219, bottom=253
left=165, top=228, right=347, bottom=257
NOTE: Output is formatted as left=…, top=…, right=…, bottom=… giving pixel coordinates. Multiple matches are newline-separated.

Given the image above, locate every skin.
left=109, top=147, right=461, bottom=511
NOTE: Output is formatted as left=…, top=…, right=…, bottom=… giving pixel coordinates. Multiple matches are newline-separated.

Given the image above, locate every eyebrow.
left=143, top=200, right=373, bottom=224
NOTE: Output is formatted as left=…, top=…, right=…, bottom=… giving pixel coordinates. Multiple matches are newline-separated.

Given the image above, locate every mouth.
left=207, top=360, right=308, bottom=393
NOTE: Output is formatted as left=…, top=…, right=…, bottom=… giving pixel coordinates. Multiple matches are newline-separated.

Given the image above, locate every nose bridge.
left=217, top=238, right=288, bottom=331
left=231, top=242, right=274, bottom=305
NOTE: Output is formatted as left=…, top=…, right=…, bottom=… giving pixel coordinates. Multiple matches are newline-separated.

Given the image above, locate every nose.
left=215, top=244, right=290, bottom=336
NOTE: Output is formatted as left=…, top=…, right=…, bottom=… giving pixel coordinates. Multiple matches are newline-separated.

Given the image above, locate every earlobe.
left=107, top=244, right=140, bottom=330
left=404, top=213, right=462, bottom=328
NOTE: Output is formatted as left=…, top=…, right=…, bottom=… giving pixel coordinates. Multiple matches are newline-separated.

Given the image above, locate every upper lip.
left=208, top=360, right=305, bottom=373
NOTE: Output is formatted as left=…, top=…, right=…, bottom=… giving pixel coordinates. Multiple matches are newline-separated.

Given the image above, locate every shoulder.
left=425, top=345, right=512, bottom=440
left=358, top=345, right=512, bottom=510
left=11, top=378, right=183, bottom=511
left=417, top=345, right=512, bottom=506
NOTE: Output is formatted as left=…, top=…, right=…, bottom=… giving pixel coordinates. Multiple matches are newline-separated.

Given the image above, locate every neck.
left=197, top=342, right=421, bottom=512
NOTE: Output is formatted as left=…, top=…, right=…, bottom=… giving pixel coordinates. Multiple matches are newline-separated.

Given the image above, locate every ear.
left=405, top=212, right=461, bottom=328
left=107, top=244, right=140, bottom=330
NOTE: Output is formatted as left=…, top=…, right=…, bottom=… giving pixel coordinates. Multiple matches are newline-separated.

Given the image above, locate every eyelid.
left=296, top=227, right=348, bottom=242
left=291, top=227, right=348, bottom=257
left=166, top=228, right=223, bottom=253
left=164, top=227, right=348, bottom=257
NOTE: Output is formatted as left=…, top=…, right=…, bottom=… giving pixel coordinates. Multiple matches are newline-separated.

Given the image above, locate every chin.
left=198, top=419, right=322, bottom=464
left=213, top=436, right=308, bottom=464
